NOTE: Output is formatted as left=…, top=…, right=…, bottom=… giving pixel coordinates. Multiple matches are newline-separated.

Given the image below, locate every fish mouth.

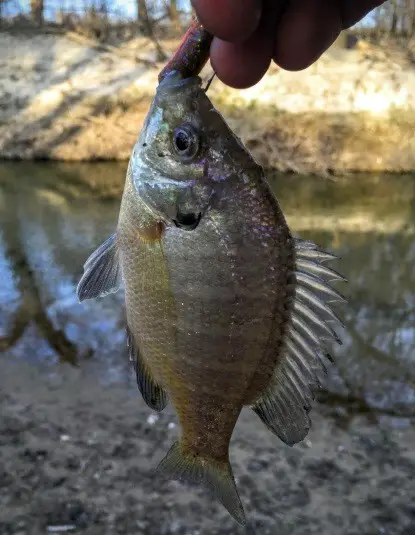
left=173, top=211, right=202, bottom=231
left=157, top=72, right=201, bottom=96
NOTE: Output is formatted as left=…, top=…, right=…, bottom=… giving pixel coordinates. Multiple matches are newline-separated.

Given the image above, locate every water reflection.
left=0, top=163, right=414, bottom=418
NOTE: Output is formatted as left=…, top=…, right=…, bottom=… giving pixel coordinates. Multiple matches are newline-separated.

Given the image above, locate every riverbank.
left=1, top=29, right=415, bottom=173
left=1, top=357, right=415, bottom=535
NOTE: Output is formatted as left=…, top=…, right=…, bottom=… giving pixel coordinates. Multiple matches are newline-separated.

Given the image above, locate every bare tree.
left=404, top=0, right=415, bottom=35
left=137, top=0, right=152, bottom=36
left=373, top=0, right=415, bottom=36
left=168, top=0, right=181, bottom=33
left=353, top=0, right=415, bottom=42
left=136, top=0, right=167, bottom=60
left=30, top=0, right=44, bottom=25
left=390, top=0, right=399, bottom=34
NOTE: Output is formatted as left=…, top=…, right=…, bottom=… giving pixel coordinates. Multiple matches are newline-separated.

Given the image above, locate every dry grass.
left=1, top=29, right=414, bottom=173
left=216, top=99, right=415, bottom=175
left=3, top=83, right=415, bottom=175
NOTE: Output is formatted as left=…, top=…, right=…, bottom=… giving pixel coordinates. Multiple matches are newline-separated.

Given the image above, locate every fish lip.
left=173, top=212, right=202, bottom=231
left=156, top=72, right=202, bottom=96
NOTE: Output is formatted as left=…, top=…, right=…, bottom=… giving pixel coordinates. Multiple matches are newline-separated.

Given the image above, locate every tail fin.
left=157, top=441, right=246, bottom=525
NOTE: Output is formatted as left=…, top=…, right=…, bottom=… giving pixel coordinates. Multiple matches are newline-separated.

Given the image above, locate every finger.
left=191, top=0, right=262, bottom=43
left=210, top=0, right=284, bottom=89
left=273, top=0, right=342, bottom=71
left=340, top=0, right=386, bottom=29
left=210, top=34, right=271, bottom=89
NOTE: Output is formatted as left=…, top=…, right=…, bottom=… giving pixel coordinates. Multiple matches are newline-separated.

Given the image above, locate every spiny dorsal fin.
left=252, top=237, right=346, bottom=446
left=77, top=233, right=120, bottom=302
left=127, top=327, right=168, bottom=412
left=157, top=441, right=246, bottom=525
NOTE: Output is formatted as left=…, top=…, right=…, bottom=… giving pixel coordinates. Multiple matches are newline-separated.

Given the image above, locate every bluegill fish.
left=77, top=72, right=346, bottom=525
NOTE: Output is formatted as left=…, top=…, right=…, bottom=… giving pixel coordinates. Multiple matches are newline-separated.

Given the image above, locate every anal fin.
left=252, top=367, right=311, bottom=446
left=77, top=233, right=120, bottom=301
left=127, top=327, right=168, bottom=412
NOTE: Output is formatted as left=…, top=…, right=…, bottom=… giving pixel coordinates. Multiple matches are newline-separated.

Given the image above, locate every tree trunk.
left=137, top=0, right=151, bottom=36
left=30, top=0, right=44, bottom=26
left=410, top=1, right=415, bottom=36
left=168, top=0, right=181, bottom=33
left=391, top=1, right=398, bottom=35
left=136, top=0, right=166, bottom=60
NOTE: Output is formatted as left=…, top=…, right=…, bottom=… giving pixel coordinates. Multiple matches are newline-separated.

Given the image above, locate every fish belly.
left=161, top=199, right=294, bottom=456
left=118, top=185, right=178, bottom=390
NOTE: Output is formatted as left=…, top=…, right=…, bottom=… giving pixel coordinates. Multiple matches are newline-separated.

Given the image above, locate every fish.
left=77, top=71, right=346, bottom=525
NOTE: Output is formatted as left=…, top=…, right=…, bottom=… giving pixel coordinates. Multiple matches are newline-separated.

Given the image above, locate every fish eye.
left=172, top=124, right=200, bottom=162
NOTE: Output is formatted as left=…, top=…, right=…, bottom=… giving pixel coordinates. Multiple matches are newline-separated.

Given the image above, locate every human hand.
left=191, top=0, right=386, bottom=88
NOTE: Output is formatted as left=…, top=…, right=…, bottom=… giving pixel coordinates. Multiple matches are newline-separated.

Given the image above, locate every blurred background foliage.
left=1, top=0, right=415, bottom=43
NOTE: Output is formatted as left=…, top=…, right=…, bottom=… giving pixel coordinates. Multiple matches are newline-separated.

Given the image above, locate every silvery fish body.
left=77, top=73, right=346, bottom=525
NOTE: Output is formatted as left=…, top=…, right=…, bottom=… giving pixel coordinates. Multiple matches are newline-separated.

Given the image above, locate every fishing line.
left=204, top=71, right=216, bottom=92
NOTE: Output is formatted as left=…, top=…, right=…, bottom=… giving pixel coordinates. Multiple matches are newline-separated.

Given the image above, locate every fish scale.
left=77, top=72, right=346, bottom=525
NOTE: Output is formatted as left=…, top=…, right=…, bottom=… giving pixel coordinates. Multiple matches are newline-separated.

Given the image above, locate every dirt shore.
left=1, top=356, right=414, bottom=535
left=1, top=29, right=415, bottom=173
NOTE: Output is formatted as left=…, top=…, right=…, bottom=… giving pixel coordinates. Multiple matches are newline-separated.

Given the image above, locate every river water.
left=0, top=162, right=414, bottom=421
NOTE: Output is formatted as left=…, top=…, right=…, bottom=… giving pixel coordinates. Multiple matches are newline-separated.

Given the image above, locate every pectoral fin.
left=127, top=327, right=168, bottom=412
left=77, top=233, right=120, bottom=302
